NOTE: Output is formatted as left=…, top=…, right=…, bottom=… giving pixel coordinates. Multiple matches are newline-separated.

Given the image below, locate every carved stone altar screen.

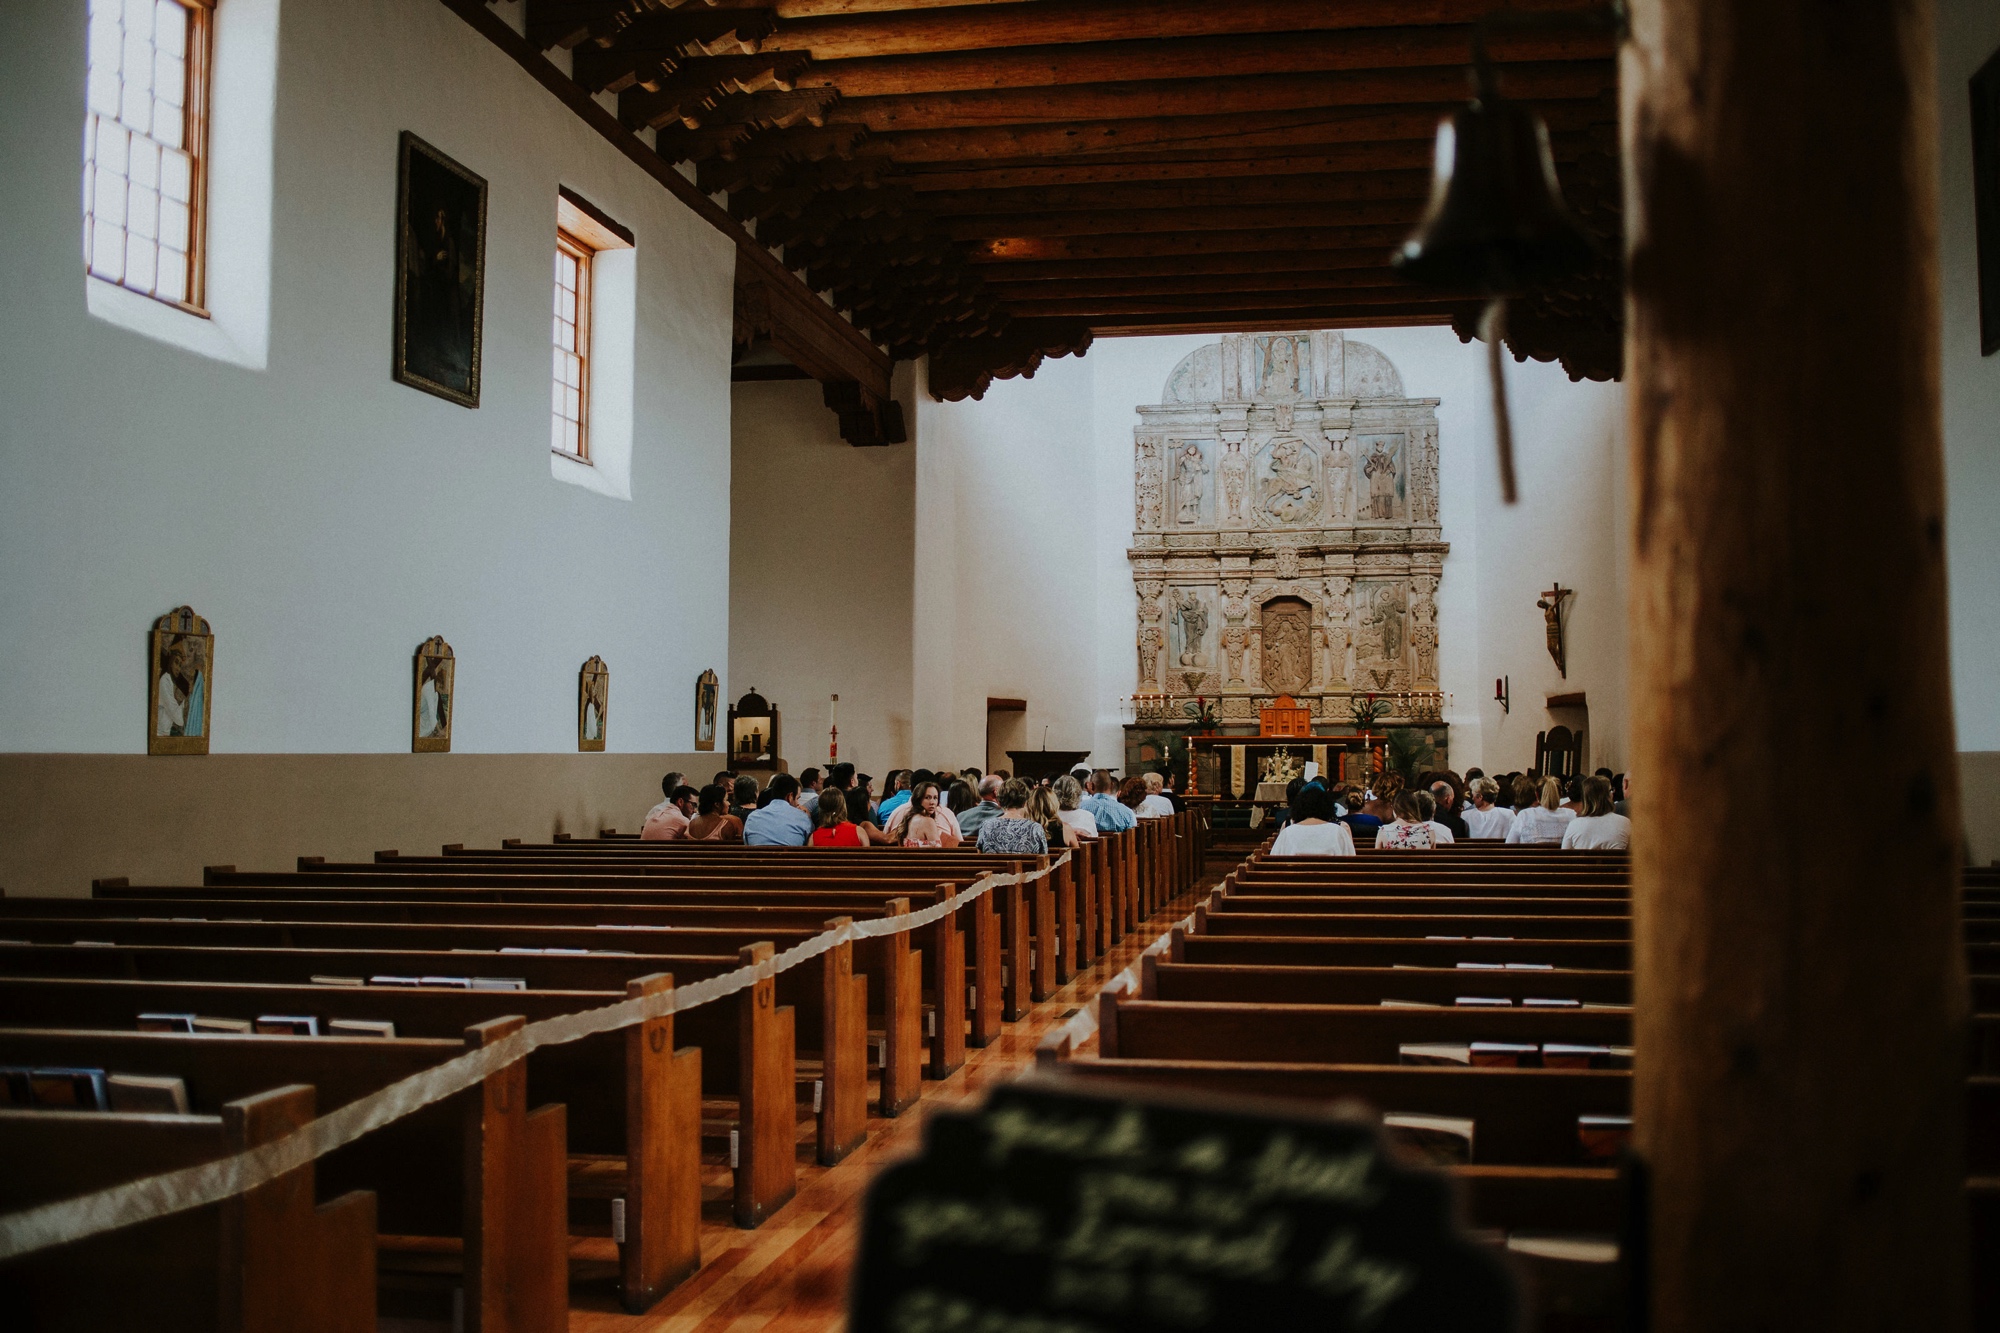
left=1131, top=331, right=1447, bottom=725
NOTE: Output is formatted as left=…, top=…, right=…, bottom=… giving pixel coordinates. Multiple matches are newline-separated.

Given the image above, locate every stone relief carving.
left=1173, top=441, right=1209, bottom=525
left=1131, top=331, right=1446, bottom=718
left=1135, top=440, right=1163, bottom=529
left=1410, top=574, right=1440, bottom=686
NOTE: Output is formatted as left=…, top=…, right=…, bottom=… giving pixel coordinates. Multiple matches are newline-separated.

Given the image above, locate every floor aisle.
left=570, top=860, right=1226, bottom=1332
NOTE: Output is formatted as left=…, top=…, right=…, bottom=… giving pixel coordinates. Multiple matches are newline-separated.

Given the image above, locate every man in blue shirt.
left=1080, top=769, right=1136, bottom=833
left=743, top=773, right=812, bottom=846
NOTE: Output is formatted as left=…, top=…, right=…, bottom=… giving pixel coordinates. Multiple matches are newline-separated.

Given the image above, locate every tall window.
left=552, top=229, right=592, bottom=461
left=551, top=190, right=633, bottom=465
left=84, top=0, right=213, bottom=310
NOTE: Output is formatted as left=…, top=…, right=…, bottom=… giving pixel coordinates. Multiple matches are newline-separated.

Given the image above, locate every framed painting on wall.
left=413, top=635, right=454, bottom=753
left=694, top=669, right=719, bottom=751
left=578, top=656, right=609, bottom=752
left=149, top=606, right=212, bottom=756
left=393, top=132, right=487, bottom=406
left=1974, top=47, right=2000, bottom=355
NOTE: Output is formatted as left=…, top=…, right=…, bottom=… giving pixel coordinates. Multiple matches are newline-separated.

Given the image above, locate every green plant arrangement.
left=1385, top=727, right=1435, bottom=784
left=1184, top=695, right=1218, bottom=730
left=1349, top=692, right=1391, bottom=730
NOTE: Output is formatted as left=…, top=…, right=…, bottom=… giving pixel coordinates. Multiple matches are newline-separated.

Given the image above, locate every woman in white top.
left=1506, top=776, right=1576, bottom=844
left=1375, top=789, right=1457, bottom=849
left=1561, top=775, right=1632, bottom=850
left=1462, top=777, right=1516, bottom=839
left=1052, top=775, right=1101, bottom=842
left=1269, top=784, right=1356, bottom=857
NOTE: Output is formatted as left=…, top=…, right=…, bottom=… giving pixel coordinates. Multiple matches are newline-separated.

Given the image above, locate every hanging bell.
left=1392, top=93, right=1596, bottom=293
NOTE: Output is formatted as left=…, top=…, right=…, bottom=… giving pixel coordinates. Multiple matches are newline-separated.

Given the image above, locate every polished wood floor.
left=570, top=862, right=1224, bottom=1333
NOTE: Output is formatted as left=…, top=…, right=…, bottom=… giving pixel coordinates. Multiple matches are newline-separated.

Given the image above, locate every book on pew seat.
left=254, top=1015, right=320, bottom=1036
left=71, top=939, right=115, bottom=948
left=1541, top=1044, right=1612, bottom=1069
left=1581, top=1002, right=1628, bottom=1012
left=327, top=1019, right=396, bottom=1039
left=1456, top=962, right=1505, bottom=970
left=418, top=976, right=473, bottom=989
left=9, top=1067, right=110, bottom=1110
left=1523, top=998, right=1582, bottom=1008
left=311, top=975, right=365, bottom=987
left=1426, top=935, right=1468, bottom=941
left=367, top=976, right=423, bottom=987
left=137, top=1012, right=199, bottom=1033
left=1504, top=963, right=1555, bottom=971
left=1398, top=1042, right=1472, bottom=1066
left=1471, top=936, right=1516, bottom=942
left=1605, top=1046, right=1634, bottom=1069
left=1455, top=996, right=1513, bottom=1007
left=106, top=1073, right=189, bottom=1114
left=1470, top=1042, right=1542, bottom=1068
left=191, top=1017, right=253, bottom=1034
left=1577, top=1115, right=1634, bottom=1161
left=1382, top=1113, right=1476, bottom=1165
left=1379, top=999, right=1444, bottom=1008
left=0, top=938, right=28, bottom=946
left=469, top=977, right=527, bottom=991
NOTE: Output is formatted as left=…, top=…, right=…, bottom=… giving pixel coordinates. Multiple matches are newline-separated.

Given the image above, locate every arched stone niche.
left=1131, top=330, right=1447, bottom=723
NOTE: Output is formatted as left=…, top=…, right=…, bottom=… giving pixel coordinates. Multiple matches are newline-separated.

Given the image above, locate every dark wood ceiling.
left=516, top=0, right=1622, bottom=400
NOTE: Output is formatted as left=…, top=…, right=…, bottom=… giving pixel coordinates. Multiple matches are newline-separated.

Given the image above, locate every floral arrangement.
left=1350, top=692, right=1391, bottom=730
left=1183, top=695, right=1218, bottom=729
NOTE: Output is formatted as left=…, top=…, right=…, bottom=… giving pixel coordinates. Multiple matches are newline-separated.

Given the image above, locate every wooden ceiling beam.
left=942, top=198, right=1427, bottom=240
left=1088, top=309, right=1471, bottom=338
left=1002, top=284, right=1477, bottom=319
left=799, top=27, right=1614, bottom=98
left=579, top=50, right=812, bottom=98
left=856, top=97, right=1613, bottom=162
left=980, top=267, right=1420, bottom=299
left=893, top=131, right=1602, bottom=190
left=918, top=169, right=1435, bottom=218
left=963, top=224, right=1418, bottom=263
left=971, top=248, right=1404, bottom=283
left=773, top=0, right=1038, bottom=16
left=766, top=0, right=1609, bottom=61
left=824, top=62, right=1612, bottom=132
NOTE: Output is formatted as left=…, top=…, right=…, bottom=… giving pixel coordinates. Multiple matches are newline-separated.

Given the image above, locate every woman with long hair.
left=684, top=784, right=743, bottom=842
left=1561, top=774, right=1632, bottom=850
left=1375, top=789, right=1440, bottom=850
left=809, top=785, right=865, bottom=847
left=1507, top=775, right=1576, bottom=844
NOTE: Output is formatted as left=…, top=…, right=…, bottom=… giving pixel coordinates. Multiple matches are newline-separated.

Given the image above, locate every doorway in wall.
left=986, top=698, right=1027, bottom=776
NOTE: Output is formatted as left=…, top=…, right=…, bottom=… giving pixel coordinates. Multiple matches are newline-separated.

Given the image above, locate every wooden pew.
left=0, top=1022, right=566, bottom=1332
left=0, top=1083, right=376, bottom=1333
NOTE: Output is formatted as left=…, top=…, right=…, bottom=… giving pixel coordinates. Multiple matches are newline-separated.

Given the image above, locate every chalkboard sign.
left=851, top=1075, right=1517, bottom=1331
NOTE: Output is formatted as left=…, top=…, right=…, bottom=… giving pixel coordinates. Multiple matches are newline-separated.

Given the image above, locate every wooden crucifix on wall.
left=1537, top=583, right=1573, bottom=678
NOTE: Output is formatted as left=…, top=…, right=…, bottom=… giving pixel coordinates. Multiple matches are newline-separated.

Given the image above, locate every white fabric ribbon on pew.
left=0, top=851, right=1070, bottom=1261
left=1038, top=898, right=1198, bottom=1056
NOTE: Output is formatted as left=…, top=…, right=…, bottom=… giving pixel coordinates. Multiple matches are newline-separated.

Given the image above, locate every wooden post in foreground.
left=1622, top=0, right=1968, bottom=1327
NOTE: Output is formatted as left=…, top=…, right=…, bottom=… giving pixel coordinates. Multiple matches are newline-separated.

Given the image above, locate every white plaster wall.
left=913, top=355, right=1100, bottom=769
left=1938, top=0, right=2000, bottom=858
left=0, top=0, right=736, bottom=755
left=728, top=374, right=916, bottom=774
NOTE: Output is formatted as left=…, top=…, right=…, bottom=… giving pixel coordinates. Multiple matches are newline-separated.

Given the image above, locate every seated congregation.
left=1269, top=765, right=1634, bottom=857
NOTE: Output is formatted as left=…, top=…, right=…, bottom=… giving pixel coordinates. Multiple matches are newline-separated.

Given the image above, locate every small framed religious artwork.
left=694, top=669, right=719, bottom=752
left=1973, top=47, right=2000, bottom=355
left=149, top=606, right=213, bottom=756
left=578, top=656, right=609, bottom=752
left=413, top=635, right=454, bottom=753
left=393, top=132, right=487, bottom=406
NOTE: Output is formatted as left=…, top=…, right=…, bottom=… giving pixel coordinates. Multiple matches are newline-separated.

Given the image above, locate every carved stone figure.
left=1259, top=600, right=1314, bottom=695
left=1355, top=584, right=1407, bottom=683
left=1410, top=576, right=1440, bottom=684
left=1170, top=588, right=1210, bottom=667
left=1322, top=577, right=1353, bottom=685
left=1137, top=627, right=1164, bottom=690
left=1324, top=436, right=1352, bottom=521
left=1222, top=626, right=1248, bottom=683
left=1410, top=428, right=1440, bottom=524
left=1262, top=437, right=1318, bottom=524
left=1219, top=442, right=1249, bottom=524
left=1174, top=442, right=1208, bottom=524
left=1260, top=336, right=1299, bottom=397
left=1362, top=439, right=1400, bottom=520
left=1273, top=545, right=1300, bottom=580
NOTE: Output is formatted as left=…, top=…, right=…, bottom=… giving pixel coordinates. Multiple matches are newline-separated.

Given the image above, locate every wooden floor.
left=568, top=860, right=1226, bottom=1333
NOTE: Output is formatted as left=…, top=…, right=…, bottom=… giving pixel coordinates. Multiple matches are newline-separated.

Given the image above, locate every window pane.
left=129, top=185, right=158, bottom=239
left=160, top=197, right=189, bottom=250
left=88, top=68, right=122, bottom=117
left=98, top=122, right=129, bottom=175
left=95, top=170, right=126, bottom=226
left=91, top=222, right=126, bottom=281
left=153, top=98, right=182, bottom=148
left=156, top=248, right=187, bottom=302
left=155, top=1, right=186, bottom=58
left=122, top=0, right=155, bottom=39
left=129, top=138, right=158, bottom=189
left=125, top=231, right=156, bottom=292
left=159, top=148, right=190, bottom=203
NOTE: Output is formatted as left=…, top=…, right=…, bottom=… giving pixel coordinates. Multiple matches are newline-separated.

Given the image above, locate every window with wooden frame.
left=84, top=0, right=213, bottom=312
left=552, top=191, right=634, bottom=464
